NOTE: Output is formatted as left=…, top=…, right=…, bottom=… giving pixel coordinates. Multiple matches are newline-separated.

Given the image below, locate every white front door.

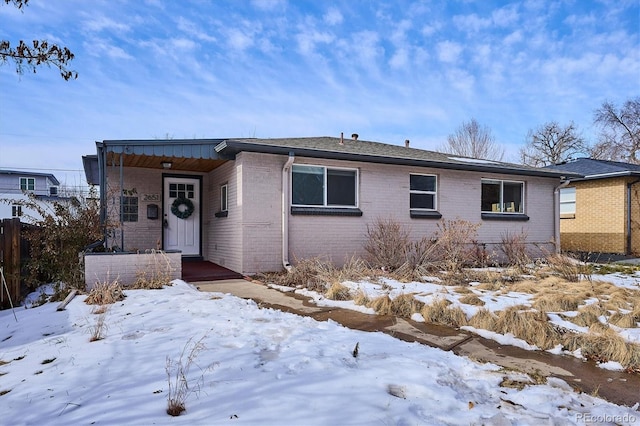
left=163, top=177, right=200, bottom=256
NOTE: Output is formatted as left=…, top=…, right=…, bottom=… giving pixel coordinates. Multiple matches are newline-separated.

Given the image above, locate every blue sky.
left=0, top=0, right=638, bottom=190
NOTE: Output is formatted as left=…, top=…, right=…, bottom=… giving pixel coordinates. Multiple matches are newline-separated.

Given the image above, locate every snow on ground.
left=1, top=281, right=638, bottom=425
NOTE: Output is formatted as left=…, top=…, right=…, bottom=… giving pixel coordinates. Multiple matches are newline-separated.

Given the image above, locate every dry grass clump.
left=390, top=294, right=424, bottom=318
left=609, top=312, right=638, bottom=328
left=270, top=257, right=331, bottom=291
left=493, top=307, right=562, bottom=350
left=458, top=294, right=485, bottom=306
left=532, top=293, right=582, bottom=312
left=369, top=295, right=393, bottom=315
left=353, top=289, right=371, bottom=306
left=325, top=282, right=351, bottom=301
left=85, top=281, right=124, bottom=305
left=468, top=308, right=498, bottom=330
left=131, top=250, right=174, bottom=289
left=563, top=329, right=640, bottom=371
left=420, top=299, right=468, bottom=328
left=567, top=304, right=607, bottom=327
left=508, top=275, right=562, bottom=294
left=545, top=253, right=592, bottom=282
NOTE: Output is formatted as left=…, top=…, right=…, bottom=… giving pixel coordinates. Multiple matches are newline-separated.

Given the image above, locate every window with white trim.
left=11, top=204, right=22, bottom=217
left=410, top=174, right=437, bottom=210
left=481, top=179, right=524, bottom=213
left=20, top=177, right=35, bottom=191
left=292, top=164, right=358, bottom=207
left=559, top=187, right=576, bottom=216
left=220, top=184, right=228, bottom=212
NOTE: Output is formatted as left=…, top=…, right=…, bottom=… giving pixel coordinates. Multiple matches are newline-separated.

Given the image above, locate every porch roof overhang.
left=97, top=139, right=229, bottom=173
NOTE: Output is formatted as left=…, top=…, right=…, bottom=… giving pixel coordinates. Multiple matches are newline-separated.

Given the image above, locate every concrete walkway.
left=195, top=278, right=640, bottom=408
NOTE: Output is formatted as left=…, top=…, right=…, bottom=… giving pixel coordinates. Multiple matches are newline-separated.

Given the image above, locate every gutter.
left=282, top=152, right=295, bottom=272
left=554, top=179, right=571, bottom=253
left=627, top=179, right=640, bottom=255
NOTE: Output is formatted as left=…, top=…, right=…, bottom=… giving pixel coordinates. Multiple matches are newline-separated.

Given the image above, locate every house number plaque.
left=143, top=194, right=160, bottom=202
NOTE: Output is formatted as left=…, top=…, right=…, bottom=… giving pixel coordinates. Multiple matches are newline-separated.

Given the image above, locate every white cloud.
left=251, top=0, right=286, bottom=11
left=227, top=28, right=255, bottom=51
left=492, top=4, right=519, bottom=27
left=177, top=17, right=217, bottom=43
left=453, top=13, right=491, bottom=33
left=323, top=7, right=343, bottom=26
left=503, top=30, right=523, bottom=45
left=421, top=22, right=442, bottom=37
left=89, top=40, right=134, bottom=60
left=296, top=28, right=334, bottom=55
left=389, top=48, right=409, bottom=69
left=82, top=16, right=130, bottom=34
left=436, top=40, right=463, bottom=63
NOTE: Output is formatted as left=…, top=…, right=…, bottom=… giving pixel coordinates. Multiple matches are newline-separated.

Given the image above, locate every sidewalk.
left=196, top=278, right=640, bottom=408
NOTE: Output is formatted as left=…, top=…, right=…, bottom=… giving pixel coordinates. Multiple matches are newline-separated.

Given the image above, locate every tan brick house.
left=546, top=158, right=640, bottom=255
left=83, top=136, right=574, bottom=279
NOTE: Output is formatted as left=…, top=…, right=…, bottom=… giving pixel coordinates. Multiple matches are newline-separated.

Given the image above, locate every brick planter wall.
left=84, top=251, right=182, bottom=290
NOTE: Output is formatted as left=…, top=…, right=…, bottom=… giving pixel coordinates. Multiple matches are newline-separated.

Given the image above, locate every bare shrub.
left=85, top=280, right=124, bottom=305
left=420, top=299, right=468, bottom=328
left=494, top=307, right=562, bottom=350
left=432, top=219, right=481, bottom=274
left=545, top=253, right=591, bottom=282
left=270, top=257, right=331, bottom=291
left=500, top=229, right=531, bottom=271
left=392, top=237, right=440, bottom=282
left=166, top=335, right=211, bottom=417
left=132, top=250, right=174, bottom=289
left=325, top=282, right=351, bottom=301
left=364, top=217, right=410, bottom=271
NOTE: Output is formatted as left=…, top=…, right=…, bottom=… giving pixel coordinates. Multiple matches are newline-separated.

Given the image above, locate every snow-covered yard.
left=1, top=280, right=639, bottom=425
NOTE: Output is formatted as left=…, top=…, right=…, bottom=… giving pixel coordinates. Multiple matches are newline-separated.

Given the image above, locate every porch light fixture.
left=161, top=161, right=172, bottom=169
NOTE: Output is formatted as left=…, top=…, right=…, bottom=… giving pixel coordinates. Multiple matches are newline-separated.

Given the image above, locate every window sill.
left=481, top=213, right=529, bottom=221
left=560, top=214, right=575, bottom=219
left=410, top=210, right=442, bottom=219
left=291, top=206, right=363, bottom=216
left=214, top=211, right=228, bottom=218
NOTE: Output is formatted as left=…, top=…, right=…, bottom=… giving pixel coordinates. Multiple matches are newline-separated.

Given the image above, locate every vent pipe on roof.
left=352, top=133, right=358, bottom=140
left=339, top=132, right=344, bottom=145
left=405, top=139, right=410, bottom=148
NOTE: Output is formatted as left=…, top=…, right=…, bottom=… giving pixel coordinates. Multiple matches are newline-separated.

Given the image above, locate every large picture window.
left=410, top=174, right=437, bottom=210
left=560, top=187, right=576, bottom=215
left=292, top=164, right=357, bottom=207
left=481, top=179, right=524, bottom=213
left=20, top=177, right=35, bottom=191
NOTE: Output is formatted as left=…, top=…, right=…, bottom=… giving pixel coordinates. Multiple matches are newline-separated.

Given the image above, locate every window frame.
left=559, top=186, right=576, bottom=217
left=291, top=164, right=359, bottom=208
left=481, top=179, right=525, bottom=214
left=409, top=173, right=437, bottom=211
left=11, top=204, right=22, bottom=217
left=121, top=195, right=139, bottom=222
left=220, top=184, right=228, bottom=212
left=20, top=177, right=35, bottom=192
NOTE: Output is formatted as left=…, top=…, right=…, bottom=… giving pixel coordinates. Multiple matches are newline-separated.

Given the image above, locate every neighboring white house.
left=0, top=169, right=61, bottom=221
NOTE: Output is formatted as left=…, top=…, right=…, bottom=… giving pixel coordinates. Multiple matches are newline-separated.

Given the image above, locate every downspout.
left=554, top=178, right=571, bottom=254
left=627, top=179, right=640, bottom=255
left=119, top=152, right=124, bottom=251
left=97, top=143, right=107, bottom=244
left=282, top=152, right=295, bottom=272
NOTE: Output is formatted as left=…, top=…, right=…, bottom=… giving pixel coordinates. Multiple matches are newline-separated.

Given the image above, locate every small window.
left=481, top=179, right=524, bottom=213
left=410, top=174, right=437, bottom=210
left=49, top=186, right=58, bottom=196
left=121, top=196, right=138, bottom=222
left=20, top=177, right=35, bottom=191
left=292, top=165, right=357, bottom=207
left=220, top=184, right=228, bottom=212
left=560, top=187, right=576, bottom=215
left=169, top=183, right=194, bottom=199
left=11, top=204, right=22, bottom=217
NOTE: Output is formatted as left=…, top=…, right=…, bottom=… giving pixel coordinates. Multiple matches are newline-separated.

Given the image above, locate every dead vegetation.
left=85, top=281, right=124, bottom=305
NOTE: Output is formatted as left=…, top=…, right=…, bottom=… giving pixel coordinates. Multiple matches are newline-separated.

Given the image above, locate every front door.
left=163, top=176, right=200, bottom=256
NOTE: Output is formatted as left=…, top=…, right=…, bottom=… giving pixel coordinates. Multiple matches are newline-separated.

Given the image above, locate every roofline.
left=0, top=169, right=60, bottom=186
left=215, top=140, right=577, bottom=179
left=567, top=171, right=640, bottom=181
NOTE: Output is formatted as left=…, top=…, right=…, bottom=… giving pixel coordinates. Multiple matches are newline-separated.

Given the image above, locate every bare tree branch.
left=1, top=0, right=77, bottom=80
left=590, top=97, right=640, bottom=164
left=519, top=121, right=587, bottom=167
left=438, top=118, right=505, bottom=161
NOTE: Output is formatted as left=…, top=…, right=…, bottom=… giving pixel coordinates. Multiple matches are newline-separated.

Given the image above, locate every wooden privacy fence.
left=1, top=218, right=23, bottom=309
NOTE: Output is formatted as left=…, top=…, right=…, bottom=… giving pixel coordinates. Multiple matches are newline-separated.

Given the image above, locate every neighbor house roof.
left=0, top=169, right=60, bottom=186
left=544, top=158, right=640, bottom=181
left=217, top=136, right=578, bottom=178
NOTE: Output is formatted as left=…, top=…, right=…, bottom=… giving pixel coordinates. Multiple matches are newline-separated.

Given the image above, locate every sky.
left=0, top=0, right=638, bottom=192
left=2, top=277, right=639, bottom=425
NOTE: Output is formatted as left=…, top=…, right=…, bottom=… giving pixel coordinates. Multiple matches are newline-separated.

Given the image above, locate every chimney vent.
left=351, top=133, right=359, bottom=140
left=405, top=139, right=410, bottom=148
left=339, top=132, right=344, bottom=145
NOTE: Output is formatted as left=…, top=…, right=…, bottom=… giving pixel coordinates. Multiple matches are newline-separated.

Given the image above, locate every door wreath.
left=171, top=197, right=194, bottom=219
